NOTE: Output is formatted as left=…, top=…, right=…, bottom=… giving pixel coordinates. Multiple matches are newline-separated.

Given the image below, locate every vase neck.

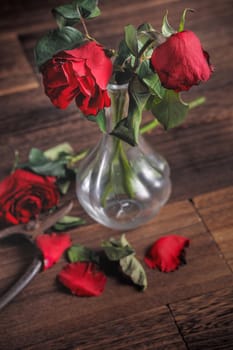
left=106, top=83, right=129, bottom=131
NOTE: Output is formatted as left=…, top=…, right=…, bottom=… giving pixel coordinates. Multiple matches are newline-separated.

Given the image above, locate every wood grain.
left=0, top=34, right=38, bottom=96
left=0, top=200, right=232, bottom=350
left=0, top=0, right=233, bottom=349
left=170, top=287, right=233, bottom=350
left=194, top=187, right=233, bottom=270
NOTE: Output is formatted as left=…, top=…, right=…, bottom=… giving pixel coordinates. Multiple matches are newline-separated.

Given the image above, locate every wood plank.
left=0, top=34, right=38, bottom=96
left=22, top=306, right=187, bottom=350
left=0, top=200, right=232, bottom=350
left=193, top=187, right=233, bottom=270
left=170, top=287, right=233, bottom=350
left=0, top=1, right=232, bottom=349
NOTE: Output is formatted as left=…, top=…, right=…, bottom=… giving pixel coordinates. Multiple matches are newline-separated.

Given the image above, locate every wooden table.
left=0, top=0, right=233, bottom=349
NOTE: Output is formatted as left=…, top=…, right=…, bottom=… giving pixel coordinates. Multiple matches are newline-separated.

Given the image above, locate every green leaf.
left=73, top=0, right=101, bottom=19
left=137, top=23, right=163, bottom=53
left=113, top=39, right=134, bottom=84
left=85, top=6, right=100, bottom=19
left=26, top=148, right=67, bottom=176
left=178, top=8, right=194, bottom=32
left=53, top=215, right=86, bottom=231
left=67, top=244, right=100, bottom=264
left=124, top=24, right=138, bottom=56
left=120, top=255, right=147, bottom=291
left=87, top=110, right=107, bottom=133
left=111, top=77, right=150, bottom=145
left=110, top=118, right=136, bottom=146
left=102, top=234, right=147, bottom=290
left=151, top=90, right=189, bottom=129
left=57, top=179, right=71, bottom=195
left=162, top=11, right=176, bottom=38
left=19, top=145, right=73, bottom=178
left=52, top=4, right=81, bottom=27
left=28, top=148, right=47, bottom=165
left=34, top=27, right=84, bottom=68
left=114, top=39, right=132, bottom=67
left=44, top=143, right=74, bottom=161
left=137, top=23, right=163, bottom=41
left=102, top=234, right=135, bottom=261
left=138, top=61, right=165, bottom=99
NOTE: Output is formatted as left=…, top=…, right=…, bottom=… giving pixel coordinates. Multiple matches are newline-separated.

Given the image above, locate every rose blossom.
left=151, top=30, right=213, bottom=92
left=0, top=169, right=59, bottom=225
left=41, top=41, right=113, bottom=116
left=144, top=235, right=190, bottom=272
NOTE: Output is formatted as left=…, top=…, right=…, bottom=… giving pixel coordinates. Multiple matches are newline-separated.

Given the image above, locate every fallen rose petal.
left=144, top=235, right=190, bottom=272
left=36, top=233, right=71, bottom=270
left=58, top=262, right=107, bottom=297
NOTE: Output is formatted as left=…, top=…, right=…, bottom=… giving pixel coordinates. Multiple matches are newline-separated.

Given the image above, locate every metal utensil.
left=0, top=201, right=73, bottom=311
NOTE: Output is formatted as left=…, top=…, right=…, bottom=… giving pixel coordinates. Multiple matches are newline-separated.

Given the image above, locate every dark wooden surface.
left=0, top=0, right=233, bottom=349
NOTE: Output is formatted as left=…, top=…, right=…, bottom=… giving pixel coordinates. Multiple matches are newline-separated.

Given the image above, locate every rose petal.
left=62, top=42, right=113, bottom=89
left=144, top=235, right=190, bottom=272
left=36, top=233, right=71, bottom=270
left=58, top=262, right=107, bottom=297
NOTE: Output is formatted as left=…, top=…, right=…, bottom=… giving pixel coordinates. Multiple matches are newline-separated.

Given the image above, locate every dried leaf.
left=67, top=244, right=100, bottom=264
left=120, top=254, right=147, bottom=290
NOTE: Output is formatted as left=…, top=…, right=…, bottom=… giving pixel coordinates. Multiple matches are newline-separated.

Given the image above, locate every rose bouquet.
left=33, top=1, right=213, bottom=230
left=35, top=1, right=213, bottom=146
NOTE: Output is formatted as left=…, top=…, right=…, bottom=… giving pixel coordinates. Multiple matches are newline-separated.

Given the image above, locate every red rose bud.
left=58, top=262, right=107, bottom=297
left=0, top=169, right=59, bottom=225
left=41, top=41, right=113, bottom=116
left=36, top=233, right=71, bottom=270
left=144, top=235, right=190, bottom=272
left=151, top=30, right=213, bottom=92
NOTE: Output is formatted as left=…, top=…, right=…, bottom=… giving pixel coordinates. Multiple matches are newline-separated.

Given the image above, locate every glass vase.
left=76, top=83, right=171, bottom=230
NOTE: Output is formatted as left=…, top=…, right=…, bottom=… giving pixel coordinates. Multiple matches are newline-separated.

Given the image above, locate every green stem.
left=140, top=119, right=160, bottom=134
left=133, top=38, right=154, bottom=71
left=138, top=38, right=154, bottom=59
left=189, top=96, right=206, bottom=109
left=12, top=150, right=20, bottom=172
left=68, top=149, right=89, bottom=167
left=140, top=96, right=206, bottom=135
left=75, top=5, right=91, bottom=39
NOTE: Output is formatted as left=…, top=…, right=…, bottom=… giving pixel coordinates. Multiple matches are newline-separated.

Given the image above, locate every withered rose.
left=41, top=41, right=113, bottom=116
left=0, top=169, right=59, bottom=225
left=151, top=30, right=213, bottom=92
left=144, top=235, right=190, bottom=272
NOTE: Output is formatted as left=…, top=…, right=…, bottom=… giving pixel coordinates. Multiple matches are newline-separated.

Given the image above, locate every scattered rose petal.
left=36, top=233, right=71, bottom=270
left=144, top=235, right=190, bottom=272
left=58, top=262, right=107, bottom=297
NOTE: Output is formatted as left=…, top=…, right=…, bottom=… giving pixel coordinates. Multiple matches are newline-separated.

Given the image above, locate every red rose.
left=151, top=30, right=213, bottom=92
left=41, top=41, right=113, bottom=116
left=144, top=235, right=190, bottom=272
left=0, top=169, right=59, bottom=225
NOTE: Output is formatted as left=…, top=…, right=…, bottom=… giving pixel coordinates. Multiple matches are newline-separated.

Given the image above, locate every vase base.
left=105, top=199, right=141, bottom=221
left=77, top=192, right=165, bottom=230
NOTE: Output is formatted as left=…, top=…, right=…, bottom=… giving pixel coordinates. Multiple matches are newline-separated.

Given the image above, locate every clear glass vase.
left=76, top=83, right=171, bottom=230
